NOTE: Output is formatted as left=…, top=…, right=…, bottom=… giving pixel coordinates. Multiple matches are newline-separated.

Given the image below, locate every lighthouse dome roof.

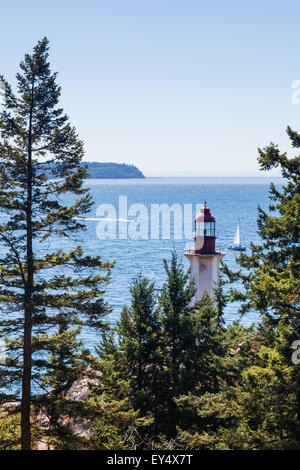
left=194, top=204, right=216, bottom=222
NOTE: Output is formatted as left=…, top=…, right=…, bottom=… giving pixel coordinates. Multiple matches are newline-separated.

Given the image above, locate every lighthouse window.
left=195, top=222, right=216, bottom=237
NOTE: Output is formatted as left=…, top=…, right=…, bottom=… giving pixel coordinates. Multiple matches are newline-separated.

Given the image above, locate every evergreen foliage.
left=223, top=129, right=299, bottom=332
left=0, top=38, right=299, bottom=451
left=0, top=38, right=114, bottom=449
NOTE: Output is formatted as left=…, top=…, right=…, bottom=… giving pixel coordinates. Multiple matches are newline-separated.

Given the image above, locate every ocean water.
left=56, top=176, right=283, bottom=347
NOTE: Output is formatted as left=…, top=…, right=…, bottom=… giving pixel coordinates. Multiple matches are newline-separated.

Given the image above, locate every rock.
left=36, top=366, right=102, bottom=449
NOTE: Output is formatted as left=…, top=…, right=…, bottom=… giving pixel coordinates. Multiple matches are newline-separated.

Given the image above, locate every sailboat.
left=228, top=220, right=246, bottom=251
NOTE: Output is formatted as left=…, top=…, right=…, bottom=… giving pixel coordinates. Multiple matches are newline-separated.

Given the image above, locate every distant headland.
left=82, top=162, right=145, bottom=179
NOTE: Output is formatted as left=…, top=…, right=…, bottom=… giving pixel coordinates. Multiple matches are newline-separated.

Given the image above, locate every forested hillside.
left=83, top=162, right=145, bottom=179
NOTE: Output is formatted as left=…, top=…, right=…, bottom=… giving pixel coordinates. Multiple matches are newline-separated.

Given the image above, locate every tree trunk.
left=169, top=335, right=177, bottom=437
left=21, top=82, right=34, bottom=450
left=21, top=302, right=32, bottom=450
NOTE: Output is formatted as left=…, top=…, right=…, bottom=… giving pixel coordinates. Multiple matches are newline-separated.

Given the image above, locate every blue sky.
left=1, top=0, right=300, bottom=176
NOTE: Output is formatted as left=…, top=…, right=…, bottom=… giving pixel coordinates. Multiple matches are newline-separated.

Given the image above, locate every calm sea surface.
left=0, top=176, right=281, bottom=349
left=56, top=176, right=283, bottom=347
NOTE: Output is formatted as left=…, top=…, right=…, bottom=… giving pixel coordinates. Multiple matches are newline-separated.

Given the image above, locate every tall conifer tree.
left=117, top=275, right=163, bottom=435
left=0, top=38, right=113, bottom=449
left=159, top=251, right=194, bottom=436
left=223, top=128, right=299, bottom=333
left=219, top=127, right=300, bottom=448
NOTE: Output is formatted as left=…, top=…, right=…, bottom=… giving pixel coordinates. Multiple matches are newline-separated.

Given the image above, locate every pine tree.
left=172, top=322, right=262, bottom=450
left=0, top=412, right=21, bottom=450
left=94, top=255, right=228, bottom=446
left=92, top=325, right=154, bottom=449
left=217, top=126, right=300, bottom=449
left=116, top=275, right=163, bottom=430
left=188, top=294, right=225, bottom=391
left=223, top=128, right=299, bottom=332
left=0, top=38, right=113, bottom=449
left=177, top=340, right=299, bottom=450
left=88, top=355, right=153, bottom=450
left=96, top=275, right=163, bottom=442
left=155, top=252, right=226, bottom=440
left=229, top=128, right=299, bottom=429
left=159, top=251, right=194, bottom=436
left=213, top=268, right=228, bottom=330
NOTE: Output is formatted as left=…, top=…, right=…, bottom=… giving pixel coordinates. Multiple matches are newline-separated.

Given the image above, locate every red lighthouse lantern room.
left=194, top=202, right=217, bottom=254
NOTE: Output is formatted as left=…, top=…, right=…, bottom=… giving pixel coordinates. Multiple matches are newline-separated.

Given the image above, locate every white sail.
left=234, top=221, right=240, bottom=245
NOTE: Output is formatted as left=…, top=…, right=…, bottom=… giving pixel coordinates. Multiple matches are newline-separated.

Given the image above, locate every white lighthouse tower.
left=184, top=202, right=225, bottom=305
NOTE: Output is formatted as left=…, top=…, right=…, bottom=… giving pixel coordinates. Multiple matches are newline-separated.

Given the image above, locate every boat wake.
left=74, top=217, right=138, bottom=222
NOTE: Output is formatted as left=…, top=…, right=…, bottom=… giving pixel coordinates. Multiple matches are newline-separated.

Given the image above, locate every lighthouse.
left=184, top=202, right=225, bottom=305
